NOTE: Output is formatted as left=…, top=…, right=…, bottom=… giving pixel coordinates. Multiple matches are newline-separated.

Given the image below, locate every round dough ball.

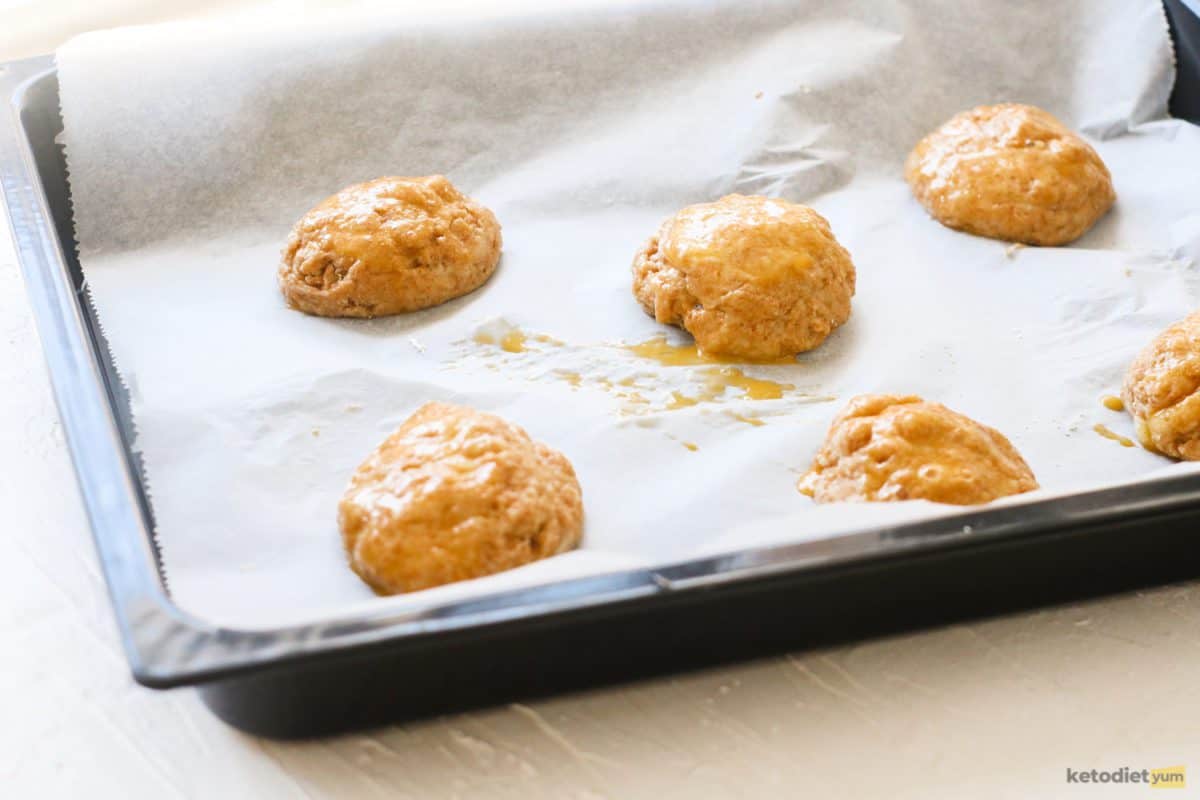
left=631, top=194, right=855, bottom=361
left=339, top=402, right=584, bottom=594
left=279, top=175, right=501, bottom=317
left=905, top=103, right=1115, bottom=246
left=798, top=394, right=1039, bottom=505
left=1122, top=310, right=1200, bottom=460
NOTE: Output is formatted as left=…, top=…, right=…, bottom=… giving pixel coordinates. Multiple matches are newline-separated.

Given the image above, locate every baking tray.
left=4, top=1, right=1200, bottom=738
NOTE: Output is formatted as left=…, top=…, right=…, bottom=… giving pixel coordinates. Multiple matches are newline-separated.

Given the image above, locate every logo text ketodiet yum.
left=1066, top=766, right=1185, bottom=788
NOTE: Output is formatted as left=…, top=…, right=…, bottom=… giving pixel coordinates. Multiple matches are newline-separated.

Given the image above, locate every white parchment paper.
left=57, top=0, right=1200, bottom=628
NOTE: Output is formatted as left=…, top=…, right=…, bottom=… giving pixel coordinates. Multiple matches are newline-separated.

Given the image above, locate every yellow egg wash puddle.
left=702, top=367, right=792, bottom=401
left=666, top=391, right=700, bottom=410
left=625, top=336, right=795, bottom=367
left=499, top=330, right=528, bottom=353
left=623, top=336, right=796, bottom=407
left=665, top=434, right=699, bottom=452
left=549, top=366, right=652, bottom=408
left=473, top=325, right=563, bottom=354
left=1093, top=423, right=1135, bottom=448
left=1101, top=395, right=1125, bottom=412
left=660, top=370, right=792, bottom=405
left=464, top=323, right=815, bottom=418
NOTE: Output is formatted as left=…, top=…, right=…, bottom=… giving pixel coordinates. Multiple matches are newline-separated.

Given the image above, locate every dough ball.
left=905, top=103, right=1115, bottom=246
left=631, top=194, right=855, bottom=361
left=798, top=394, right=1039, bottom=505
left=1122, top=310, right=1200, bottom=460
left=339, top=402, right=584, bottom=594
left=279, top=176, right=501, bottom=317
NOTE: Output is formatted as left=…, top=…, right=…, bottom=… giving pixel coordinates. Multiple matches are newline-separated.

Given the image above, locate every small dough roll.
left=632, top=194, right=855, bottom=361
left=279, top=176, right=501, bottom=317
left=798, top=394, right=1038, bottom=505
left=905, top=103, right=1114, bottom=246
left=339, top=402, right=583, bottom=594
left=1122, top=310, right=1200, bottom=460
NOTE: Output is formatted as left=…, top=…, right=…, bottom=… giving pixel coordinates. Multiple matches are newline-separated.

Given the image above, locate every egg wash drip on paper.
left=447, top=319, right=838, bottom=448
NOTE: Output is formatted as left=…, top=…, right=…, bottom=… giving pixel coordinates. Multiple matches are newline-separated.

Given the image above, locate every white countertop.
left=2, top=3, right=1198, bottom=798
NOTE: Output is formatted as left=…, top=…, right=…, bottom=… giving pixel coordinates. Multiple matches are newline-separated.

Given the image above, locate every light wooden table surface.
left=2, top=3, right=1198, bottom=797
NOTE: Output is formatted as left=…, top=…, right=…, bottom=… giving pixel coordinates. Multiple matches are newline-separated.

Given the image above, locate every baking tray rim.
left=5, top=54, right=1200, bottom=689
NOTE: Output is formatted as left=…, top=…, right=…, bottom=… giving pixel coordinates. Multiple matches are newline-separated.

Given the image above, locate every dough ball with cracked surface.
left=632, top=194, right=855, bottom=361
left=1122, top=310, right=1200, bottom=461
left=339, top=402, right=584, bottom=595
left=905, top=103, right=1114, bottom=246
left=279, top=176, right=501, bottom=318
left=798, top=394, right=1038, bottom=505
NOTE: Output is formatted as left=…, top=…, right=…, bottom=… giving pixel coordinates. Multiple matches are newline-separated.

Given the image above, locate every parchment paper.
left=57, top=0, right=1200, bottom=628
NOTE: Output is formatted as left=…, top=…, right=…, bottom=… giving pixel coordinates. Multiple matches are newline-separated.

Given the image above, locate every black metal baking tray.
left=3, top=1, right=1200, bottom=739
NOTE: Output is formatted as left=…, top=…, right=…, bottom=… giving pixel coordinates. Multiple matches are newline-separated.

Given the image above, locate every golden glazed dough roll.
left=632, top=194, right=855, bottom=361
left=1122, top=310, right=1200, bottom=460
left=279, top=176, right=501, bottom=317
left=905, top=103, right=1114, bottom=246
left=339, top=402, right=584, bottom=595
left=798, top=394, right=1039, bottom=505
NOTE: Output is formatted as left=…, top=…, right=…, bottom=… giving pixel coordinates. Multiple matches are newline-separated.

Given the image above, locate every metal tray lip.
left=1, top=54, right=205, bottom=675
left=6, top=55, right=1200, bottom=689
